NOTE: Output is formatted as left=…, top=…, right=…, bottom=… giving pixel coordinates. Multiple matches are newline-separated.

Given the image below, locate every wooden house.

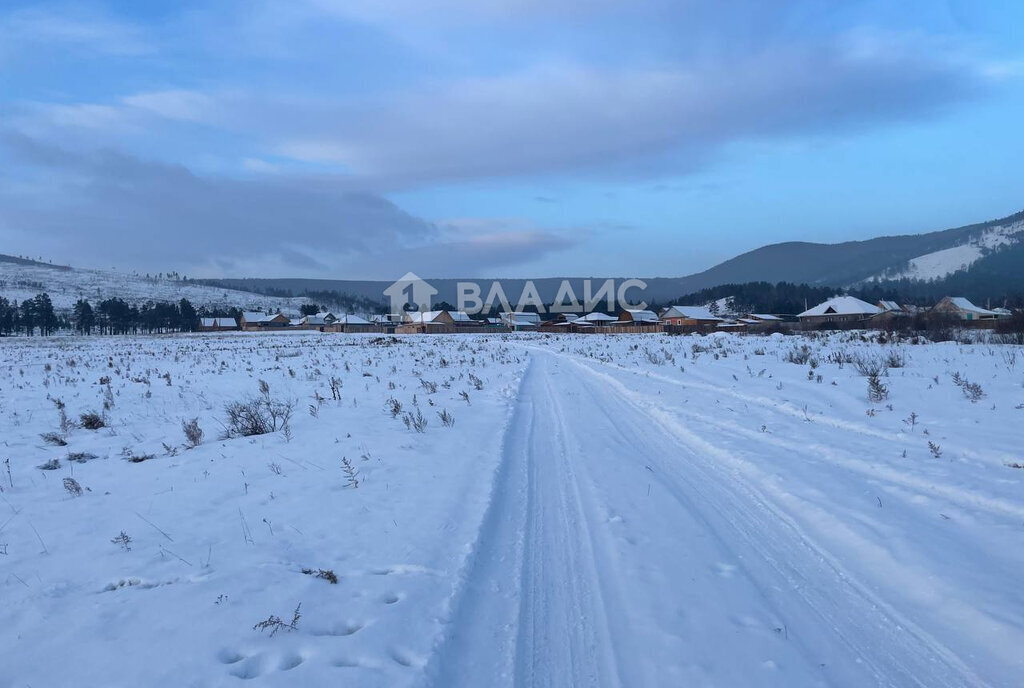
left=797, top=297, right=881, bottom=326
left=198, top=317, right=238, bottom=332
left=931, top=297, right=998, bottom=322
left=240, top=312, right=291, bottom=330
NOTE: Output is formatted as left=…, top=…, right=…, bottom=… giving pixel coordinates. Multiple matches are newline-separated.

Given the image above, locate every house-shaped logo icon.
left=383, top=272, right=438, bottom=316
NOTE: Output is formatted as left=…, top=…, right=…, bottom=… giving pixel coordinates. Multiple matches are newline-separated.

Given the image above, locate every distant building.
left=326, top=314, right=376, bottom=333
left=659, top=305, right=723, bottom=327
left=618, top=309, right=660, bottom=324
left=240, top=312, right=290, bottom=330
left=744, top=313, right=782, bottom=323
left=396, top=310, right=457, bottom=334
left=798, top=297, right=881, bottom=325
left=500, top=312, right=541, bottom=331
left=577, top=312, right=617, bottom=326
left=877, top=300, right=902, bottom=312
left=931, top=297, right=998, bottom=321
left=614, top=309, right=664, bottom=332
left=198, top=317, right=238, bottom=332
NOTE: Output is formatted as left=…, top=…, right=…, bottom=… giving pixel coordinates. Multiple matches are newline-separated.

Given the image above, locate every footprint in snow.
left=279, top=653, right=305, bottom=671
left=228, top=655, right=265, bottom=680
left=216, top=649, right=245, bottom=665
left=389, top=647, right=425, bottom=669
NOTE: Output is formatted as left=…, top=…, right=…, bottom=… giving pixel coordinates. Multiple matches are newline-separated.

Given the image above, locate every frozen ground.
left=2, top=331, right=1023, bottom=687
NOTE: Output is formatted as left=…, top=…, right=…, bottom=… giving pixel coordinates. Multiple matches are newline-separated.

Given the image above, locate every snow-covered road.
left=427, top=351, right=1000, bottom=687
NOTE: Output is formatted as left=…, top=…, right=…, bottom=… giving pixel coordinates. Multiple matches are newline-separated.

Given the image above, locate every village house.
left=198, top=317, right=238, bottom=332
left=612, top=309, right=664, bottom=333
left=500, top=311, right=541, bottom=331
left=577, top=312, right=617, bottom=327
left=539, top=314, right=592, bottom=332
left=396, top=310, right=458, bottom=334
left=797, top=296, right=881, bottom=326
left=931, top=297, right=999, bottom=321
left=325, top=314, right=375, bottom=333
left=240, top=312, right=291, bottom=330
left=659, top=305, right=723, bottom=328
left=744, top=313, right=782, bottom=323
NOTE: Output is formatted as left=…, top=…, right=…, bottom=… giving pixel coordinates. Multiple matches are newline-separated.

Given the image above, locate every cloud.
left=269, top=32, right=994, bottom=185
left=0, top=134, right=574, bottom=277
left=0, top=6, right=151, bottom=57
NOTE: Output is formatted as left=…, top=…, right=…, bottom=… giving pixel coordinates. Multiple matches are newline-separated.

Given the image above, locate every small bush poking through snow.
left=301, top=567, right=338, bottom=584
left=222, top=381, right=295, bottom=438
left=951, top=373, right=985, bottom=403
left=79, top=411, right=105, bottom=430
left=403, top=409, right=428, bottom=433
left=867, top=373, right=889, bottom=402
left=63, top=477, right=83, bottom=497
left=38, top=458, right=61, bottom=470
left=182, top=418, right=203, bottom=448
left=40, top=432, right=67, bottom=447
left=253, top=603, right=301, bottom=637
left=111, top=531, right=133, bottom=552
left=66, top=451, right=98, bottom=464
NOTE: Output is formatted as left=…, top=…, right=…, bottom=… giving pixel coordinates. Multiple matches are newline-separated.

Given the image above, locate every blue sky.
left=1, top=0, right=1022, bottom=279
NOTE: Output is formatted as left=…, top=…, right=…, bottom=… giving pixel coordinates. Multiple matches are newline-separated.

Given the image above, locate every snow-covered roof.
left=878, top=300, right=901, bottom=312
left=946, top=297, right=996, bottom=316
left=337, top=314, right=371, bottom=325
left=622, top=309, right=659, bottom=322
left=242, top=311, right=276, bottom=323
left=302, top=315, right=327, bottom=325
left=200, top=317, right=237, bottom=327
left=579, top=312, right=617, bottom=322
left=500, top=311, right=541, bottom=324
left=449, top=311, right=472, bottom=322
left=314, top=311, right=335, bottom=320
left=992, top=307, right=1012, bottom=316
left=799, top=296, right=881, bottom=318
left=747, top=313, right=781, bottom=321
left=405, top=310, right=459, bottom=324
left=661, top=305, right=723, bottom=321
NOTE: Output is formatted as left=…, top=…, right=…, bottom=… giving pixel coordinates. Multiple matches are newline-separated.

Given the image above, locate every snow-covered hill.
left=869, top=219, right=1024, bottom=282
left=0, top=257, right=308, bottom=312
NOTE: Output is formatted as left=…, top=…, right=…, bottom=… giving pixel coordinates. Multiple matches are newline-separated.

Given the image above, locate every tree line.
left=0, top=294, right=209, bottom=336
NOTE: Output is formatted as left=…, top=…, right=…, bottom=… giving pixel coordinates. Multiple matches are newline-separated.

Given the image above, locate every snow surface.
left=3, top=331, right=1024, bottom=686
left=0, top=261, right=308, bottom=312
left=871, top=220, right=1024, bottom=282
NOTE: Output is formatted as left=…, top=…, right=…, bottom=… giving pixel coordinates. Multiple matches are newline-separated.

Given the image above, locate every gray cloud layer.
left=0, top=134, right=575, bottom=277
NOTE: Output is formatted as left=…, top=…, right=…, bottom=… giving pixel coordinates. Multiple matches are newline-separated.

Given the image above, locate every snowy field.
left=2, top=331, right=1023, bottom=687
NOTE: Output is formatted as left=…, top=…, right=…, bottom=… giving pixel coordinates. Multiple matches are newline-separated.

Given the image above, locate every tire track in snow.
left=560, top=351, right=1024, bottom=522
left=563, top=354, right=993, bottom=687
left=427, top=351, right=992, bottom=687
left=422, top=356, right=627, bottom=688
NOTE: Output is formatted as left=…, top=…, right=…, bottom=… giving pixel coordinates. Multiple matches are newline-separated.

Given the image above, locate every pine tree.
left=73, top=299, right=95, bottom=335
left=33, top=293, right=58, bottom=336
left=178, top=298, right=198, bottom=332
